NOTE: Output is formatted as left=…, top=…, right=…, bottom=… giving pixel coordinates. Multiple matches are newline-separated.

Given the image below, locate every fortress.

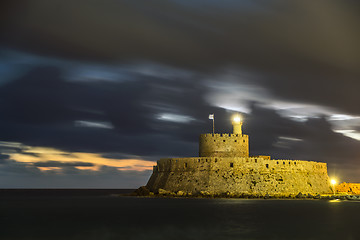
left=146, top=115, right=331, bottom=196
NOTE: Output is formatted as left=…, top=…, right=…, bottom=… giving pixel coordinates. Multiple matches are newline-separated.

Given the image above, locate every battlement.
left=253, top=155, right=271, bottom=160
left=201, top=133, right=246, bottom=137
left=199, top=133, right=249, bottom=158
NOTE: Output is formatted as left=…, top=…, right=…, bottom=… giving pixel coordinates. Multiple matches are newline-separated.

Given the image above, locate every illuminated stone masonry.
left=336, top=182, right=360, bottom=195
left=199, top=133, right=249, bottom=158
left=146, top=115, right=331, bottom=196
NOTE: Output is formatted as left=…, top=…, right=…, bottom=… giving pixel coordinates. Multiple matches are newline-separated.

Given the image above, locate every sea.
left=1, top=189, right=359, bottom=240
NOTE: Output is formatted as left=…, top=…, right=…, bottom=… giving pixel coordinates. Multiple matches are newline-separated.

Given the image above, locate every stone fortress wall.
left=199, top=133, right=249, bottom=157
left=146, top=156, right=330, bottom=195
left=146, top=114, right=331, bottom=196
left=336, top=182, right=360, bottom=195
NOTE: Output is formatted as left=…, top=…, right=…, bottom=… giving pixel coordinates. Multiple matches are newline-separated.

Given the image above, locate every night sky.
left=0, top=1, right=359, bottom=188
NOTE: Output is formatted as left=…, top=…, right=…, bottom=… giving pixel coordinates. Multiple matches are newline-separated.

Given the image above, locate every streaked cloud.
left=74, top=120, right=114, bottom=129
left=157, top=113, right=195, bottom=123
left=333, top=130, right=360, bottom=141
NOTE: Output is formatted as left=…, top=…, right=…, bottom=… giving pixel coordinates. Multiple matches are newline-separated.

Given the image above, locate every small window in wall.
left=185, top=163, right=188, bottom=168
left=283, top=162, right=285, bottom=165
left=294, top=162, right=296, bottom=165
left=230, top=163, right=234, bottom=168
left=214, top=140, right=216, bottom=142
left=276, top=161, right=279, bottom=164
left=223, top=140, right=226, bottom=142
left=243, top=140, right=245, bottom=143
left=235, top=140, right=237, bottom=142
left=198, top=159, right=200, bottom=162
left=266, top=164, right=269, bottom=168
left=215, top=158, right=218, bottom=163
left=255, top=159, right=257, bottom=163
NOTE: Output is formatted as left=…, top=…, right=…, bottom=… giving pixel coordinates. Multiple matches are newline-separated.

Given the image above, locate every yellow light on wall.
left=330, top=179, right=337, bottom=185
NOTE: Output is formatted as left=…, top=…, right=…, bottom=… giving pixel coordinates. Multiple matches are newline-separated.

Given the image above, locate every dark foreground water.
left=1, top=190, right=359, bottom=240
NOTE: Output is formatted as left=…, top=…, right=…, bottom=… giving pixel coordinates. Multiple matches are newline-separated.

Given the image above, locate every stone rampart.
left=336, top=182, right=360, bottom=194
left=199, top=133, right=249, bottom=158
left=146, top=157, right=330, bottom=195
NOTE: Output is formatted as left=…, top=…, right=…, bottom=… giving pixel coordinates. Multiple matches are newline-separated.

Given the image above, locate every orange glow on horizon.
left=9, top=145, right=156, bottom=172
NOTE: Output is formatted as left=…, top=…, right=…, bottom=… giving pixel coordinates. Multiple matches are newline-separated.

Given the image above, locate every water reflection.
left=1, top=194, right=360, bottom=240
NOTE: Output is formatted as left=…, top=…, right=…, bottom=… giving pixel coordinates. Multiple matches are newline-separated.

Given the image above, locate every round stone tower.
left=199, top=115, right=249, bottom=157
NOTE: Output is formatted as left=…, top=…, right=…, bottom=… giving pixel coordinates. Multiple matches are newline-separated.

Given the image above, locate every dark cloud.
left=0, top=66, right=216, bottom=157
left=1, top=0, right=359, bottom=114
left=33, top=161, right=94, bottom=167
left=0, top=153, right=9, bottom=159
left=0, top=153, right=10, bottom=164
left=0, top=159, right=41, bottom=175
left=0, top=66, right=151, bottom=150
left=0, top=159, right=152, bottom=188
left=1, top=1, right=358, bottom=68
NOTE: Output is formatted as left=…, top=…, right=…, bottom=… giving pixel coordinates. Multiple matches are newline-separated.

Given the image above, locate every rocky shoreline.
left=132, top=186, right=360, bottom=201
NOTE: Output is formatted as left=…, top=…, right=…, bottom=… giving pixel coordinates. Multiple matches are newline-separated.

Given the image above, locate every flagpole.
left=209, top=113, right=215, bottom=134
left=212, top=117, right=214, bottom=134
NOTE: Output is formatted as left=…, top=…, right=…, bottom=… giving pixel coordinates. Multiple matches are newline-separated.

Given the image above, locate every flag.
left=209, top=114, right=214, bottom=120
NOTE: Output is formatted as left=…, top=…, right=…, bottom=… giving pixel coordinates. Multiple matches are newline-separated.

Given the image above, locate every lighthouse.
left=232, top=114, right=242, bottom=135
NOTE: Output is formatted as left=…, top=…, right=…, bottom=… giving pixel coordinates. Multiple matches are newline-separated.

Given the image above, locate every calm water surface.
left=0, top=190, right=359, bottom=240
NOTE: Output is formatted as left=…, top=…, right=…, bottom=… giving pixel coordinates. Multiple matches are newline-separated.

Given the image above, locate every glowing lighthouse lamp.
left=232, top=114, right=243, bottom=135
left=331, top=179, right=337, bottom=195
